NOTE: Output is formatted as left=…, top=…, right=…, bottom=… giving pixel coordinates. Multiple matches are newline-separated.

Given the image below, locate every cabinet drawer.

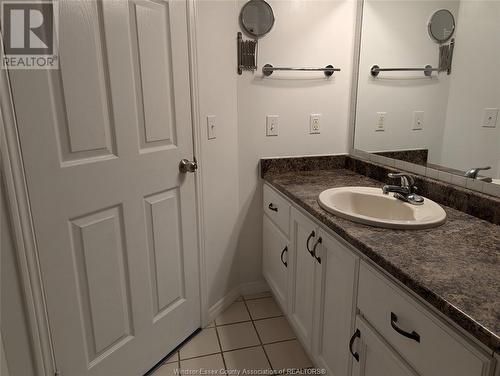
left=357, top=262, right=489, bottom=376
left=263, top=184, right=290, bottom=236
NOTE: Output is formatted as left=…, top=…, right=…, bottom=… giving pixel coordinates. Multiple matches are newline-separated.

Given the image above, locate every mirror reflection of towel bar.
left=262, top=64, right=341, bottom=77
left=370, top=64, right=438, bottom=77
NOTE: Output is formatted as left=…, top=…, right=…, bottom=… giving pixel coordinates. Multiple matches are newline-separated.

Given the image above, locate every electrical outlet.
left=266, top=115, right=279, bottom=136
left=375, top=112, right=386, bottom=131
left=482, top=108, right=498, bottom=128
left=310, top=114, right=321, bottom=134
left=412, top=111, right=424, bottom=130
left=207, top=115, right=216, bottom=139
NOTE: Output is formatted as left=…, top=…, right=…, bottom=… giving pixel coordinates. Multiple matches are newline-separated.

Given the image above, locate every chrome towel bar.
left=262, top=64, right=340, bottom=77
left=370, top=64, right=439, bottom=77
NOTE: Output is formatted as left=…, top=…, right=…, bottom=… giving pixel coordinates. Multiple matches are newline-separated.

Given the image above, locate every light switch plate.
left=412, top=111, right=424, bottom=130
left=482, top=108, right=498, bottom=128
left=207, top=115, right=216, bottom=139
left=310, top=114, right=321, bottom=134
left=375, top=112, right=386, bottom=132
left=266, top=115, right=279, bottom=136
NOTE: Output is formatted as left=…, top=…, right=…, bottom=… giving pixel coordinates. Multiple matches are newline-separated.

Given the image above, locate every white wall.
left=236, top=0, right=356, bottom=285
left=195, top=1, right=241, bottom=308
left=354, top=0, right=458, bottom=164
left=439, top=1, right=500, bottom=178
left=195, top=0, right=357, bottom=307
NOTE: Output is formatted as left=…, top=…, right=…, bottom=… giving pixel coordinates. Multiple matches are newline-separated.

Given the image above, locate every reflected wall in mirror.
left=354, top=0, right=500, bottom=186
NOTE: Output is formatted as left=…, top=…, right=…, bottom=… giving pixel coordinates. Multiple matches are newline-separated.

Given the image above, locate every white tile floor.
left=152, top=292, right=313, bottom=375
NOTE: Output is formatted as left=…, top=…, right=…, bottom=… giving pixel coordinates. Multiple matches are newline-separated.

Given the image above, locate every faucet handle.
left=464, top=166, right=491, bottom=179
left=388, top=172, right=414, bottom=188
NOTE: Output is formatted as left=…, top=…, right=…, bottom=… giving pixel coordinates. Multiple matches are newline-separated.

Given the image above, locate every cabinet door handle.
left=349, top=329, right=360, bottom=362
left=312, top=237, right=322, bottom=264
left=306, top=230, right=315, bottom=256
left=280, top=246, right=288, bottom=267
left=390, top=312, right=420, bottom=343
left=268, top=203, right=278, bottom=212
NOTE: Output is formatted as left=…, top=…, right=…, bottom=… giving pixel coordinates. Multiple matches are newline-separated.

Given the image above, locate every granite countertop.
left=263, top=168, right=500, bottom=353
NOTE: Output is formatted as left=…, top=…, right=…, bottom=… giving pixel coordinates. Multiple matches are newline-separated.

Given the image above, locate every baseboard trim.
left=207, top=280, right=269, bottom=324
left=239, top=280, right=268, bottom=296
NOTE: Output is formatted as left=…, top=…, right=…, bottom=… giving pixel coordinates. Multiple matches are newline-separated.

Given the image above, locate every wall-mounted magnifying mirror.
left=428, top=9, right=455, bottom=43
left=240, top=0, right=275, bottom=38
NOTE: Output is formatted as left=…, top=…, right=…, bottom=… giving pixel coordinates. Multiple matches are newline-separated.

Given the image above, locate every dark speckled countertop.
left=264, top=168, right=500, bottom=353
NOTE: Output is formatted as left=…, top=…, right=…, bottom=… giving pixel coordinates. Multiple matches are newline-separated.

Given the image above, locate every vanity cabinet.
left=356, top=263, right=491, bottom=376
left=312, top=228, right=358, bottom=376
left=288, top=208, right=320, bottom=348
left=351, top=316, right=418, bottom=376
left=262, top=215, right=288, bottom=309
left=262, top=182, right=494, bottom=376
left=262, top=184, right=291, bottom=310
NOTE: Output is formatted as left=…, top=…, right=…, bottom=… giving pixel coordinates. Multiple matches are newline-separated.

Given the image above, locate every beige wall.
left=354, top=0, right=458, bottom=163
left=195, top=1, right=241, bottom=308
left=196, top=0, right=357, bottom=307
left=440, top=1, right=500, bottom=178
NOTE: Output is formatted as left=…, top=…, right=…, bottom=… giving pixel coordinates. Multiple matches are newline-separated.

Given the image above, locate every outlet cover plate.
left=310, top=114, right=321, bottom=134
left=375, top=112, right=386, bottom=132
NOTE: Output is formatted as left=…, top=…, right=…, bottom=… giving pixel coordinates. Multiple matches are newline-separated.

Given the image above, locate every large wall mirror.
left=353, top=0, right=500, bottom=186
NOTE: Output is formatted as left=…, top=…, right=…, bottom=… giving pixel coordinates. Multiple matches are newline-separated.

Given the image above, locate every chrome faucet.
left=382, top=172, right=424, bottom=205
left=464, top=166, right=491, bottom=181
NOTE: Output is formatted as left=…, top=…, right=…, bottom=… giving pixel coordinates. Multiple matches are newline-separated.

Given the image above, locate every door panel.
left=6, top=1, right=200, bottom=375
left=144, top=189, right=185, bottom=320
left=132, top=0, right=177, bottom=149
left=70, top=206, right=133, bottom=360
left=289, top=208, right=317, bottom=348
left=55, top=0, right=117, bottom=163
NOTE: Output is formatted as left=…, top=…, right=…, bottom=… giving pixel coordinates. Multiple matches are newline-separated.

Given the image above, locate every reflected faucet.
left=464, top=167, right=492, bottom=182
left=382, top=172, right=424, bottom=205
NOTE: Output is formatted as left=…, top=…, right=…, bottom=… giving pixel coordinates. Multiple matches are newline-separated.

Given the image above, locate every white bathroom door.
left=5, top=1, right=200, bottom=375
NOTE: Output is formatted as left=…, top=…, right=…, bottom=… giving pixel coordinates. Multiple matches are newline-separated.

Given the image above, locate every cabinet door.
left=289, top=208, right=319, bottom=349
left=313, top=231, right=358, bottom=376
left=351, top=317, right=418, bottom=376
left=263, top=215, right=289, bottom=309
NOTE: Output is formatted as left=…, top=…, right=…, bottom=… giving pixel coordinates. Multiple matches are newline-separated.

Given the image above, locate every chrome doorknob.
left=179, top=158, right=198, bottom=173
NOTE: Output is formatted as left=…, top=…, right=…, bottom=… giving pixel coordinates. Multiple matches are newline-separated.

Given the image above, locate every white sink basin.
left=318, top=187, right=446, bottom=229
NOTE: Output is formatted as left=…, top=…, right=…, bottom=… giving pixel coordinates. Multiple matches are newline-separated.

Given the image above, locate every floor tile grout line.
left=213, top=325, right=228, bottom=370
left=252, top=314, right=284, bottom=322
left=176, top=338, right=300, bottom=365
left=242, top=297, right=274, bottom=371
left=220, top=337, right=297, bottom=355
left=214, top=313, right=285, bottom=328
left=242, top=293, right=272, bottom=302
left=179, top=350, right=222, bottom=362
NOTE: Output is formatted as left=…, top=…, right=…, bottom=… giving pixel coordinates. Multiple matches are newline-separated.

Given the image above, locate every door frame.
left=0, top=1, right=209, bottom=374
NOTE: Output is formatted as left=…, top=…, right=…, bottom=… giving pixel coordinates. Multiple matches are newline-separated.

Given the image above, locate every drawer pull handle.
left=268, top=203, right=278, bottom=212
left=390, top=312, right=420, bottom=343
left=312, top=237, right=322, bottom=264
left=306, top=231, right=316, bottom=256
left=280, top=246, right=288, bottom=267
left=349, top=329, right=360, bottom=362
